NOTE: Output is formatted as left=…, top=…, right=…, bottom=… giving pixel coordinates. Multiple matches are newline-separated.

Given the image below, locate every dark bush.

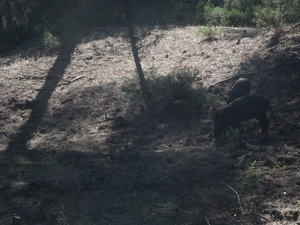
left=121, top=68, right=209, bottom=114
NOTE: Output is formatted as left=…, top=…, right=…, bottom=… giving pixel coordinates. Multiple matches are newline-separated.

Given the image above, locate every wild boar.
left=214, top=95, right=275, bottom=137
left=225, top=78, right=251, bottom=104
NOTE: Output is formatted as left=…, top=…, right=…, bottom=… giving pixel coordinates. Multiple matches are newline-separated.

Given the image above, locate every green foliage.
left=121, top=68, right=208, bottom=114
left=1, top=0, right=299, bottom=54
left=224, top=0, right=262, bottom=11
left=56, top=202, right=69, bottom=225
left=280, top=0, right=300, bottom=23
left=238, top=160, right=256, bottom=190
left=0, top=17, right=36, bottom=52
left=198, top=24, right=223, bottom=40
left=204, top=4, right=227, bottom=25
left=158, top=1, right=206, bottom=25
left=272, top=162, right=281, bottom=170
left=43, top=29, right=60, bottom=50
left=254, top=1, right=284, bottom=32
left=226, top=9, right=248, bottom=26
left=254, top=0, right=300, bottom=32
left=227, top=127, right=240, bottom=142
left=79, top=210, right=93, bottom=225
left=224, top=0, right=260, bottom=26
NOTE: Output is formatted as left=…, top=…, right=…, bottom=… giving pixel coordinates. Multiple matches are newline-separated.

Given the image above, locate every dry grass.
left=0, top=24, right=300, bottom=224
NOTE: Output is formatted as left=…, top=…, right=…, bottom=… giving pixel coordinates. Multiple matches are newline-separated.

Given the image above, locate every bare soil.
left=0, top=25, right=300, bottom=225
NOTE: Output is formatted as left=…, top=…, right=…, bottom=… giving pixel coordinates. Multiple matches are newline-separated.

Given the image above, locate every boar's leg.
left=256, top=115, right=269, bottom=135
left=231, top=121, right=240, bottom=129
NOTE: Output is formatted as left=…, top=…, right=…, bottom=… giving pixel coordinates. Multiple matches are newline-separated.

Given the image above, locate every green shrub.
left=254, top=5, right=284, bottom=32
left=226, top=9, right=248, bottom=26
left=198, top=24, right=223, bottom=40
left=281, top=0, right=300, bottom=23
left=224, top=0, right=260, bottom=26
left=43, top=29, right=60, bottom=50
left=121, top=68, right=208, bottom=114
left=204, top=5, right=227, bottom=25
left=163, top=1, right=203, bottom=25
left=227, top=127, right=240, bottom=142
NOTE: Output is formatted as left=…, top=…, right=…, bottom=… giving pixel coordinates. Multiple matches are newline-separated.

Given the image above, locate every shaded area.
left=5, top=42, right=78, bottom=155
left=210, top=30, right=300, bottom=223
left=0, top=26, right=300, bottom=225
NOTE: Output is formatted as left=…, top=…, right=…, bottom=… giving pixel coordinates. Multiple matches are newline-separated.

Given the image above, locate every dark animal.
left=214, top=95, right=275, bottom=137
left=225, top=78, right=251, bottom=104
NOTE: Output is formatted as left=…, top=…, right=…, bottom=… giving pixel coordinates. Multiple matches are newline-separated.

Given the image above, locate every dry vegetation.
left=0, top=24, right=300, bottom=225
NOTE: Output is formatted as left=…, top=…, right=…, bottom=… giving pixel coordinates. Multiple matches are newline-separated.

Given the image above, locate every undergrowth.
left=198, top=24, right=223, bottom=40
left=43, top=29, right=60, bottom=50
left=121, top=68, right=209, bottom=114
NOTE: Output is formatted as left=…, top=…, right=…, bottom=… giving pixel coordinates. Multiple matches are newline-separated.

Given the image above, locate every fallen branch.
left=244, top=121, right=298, bottom=126
left=204, top=216, right=211, bottom=225
left=70, top=75, right=86, bottom=83
left=281, top=106, right=300, bottom=112
left=219, top=180, right=245, bottom=216
left=257, top=180, right=282, bottom=187
left=254, top=212, right=268, bottom=220
left=30, top=64, right=69, bottom=82
left=271, top=122, right=298, bottom=126
left=30, top=65, right=87, bottom=84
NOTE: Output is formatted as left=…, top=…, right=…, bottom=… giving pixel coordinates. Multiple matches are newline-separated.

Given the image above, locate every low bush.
left=121, top=68, right=209, bottom=114
left=204, top=5, right=227, bottom=25
left=226, top=9, right=249, bottom=26
left=43, top=29, right=60, bottom=50
left=254, top=5, right=284, bottom=32
left=0, top=18, right=36, bottom=53
left=198, top=24, right=223, bottom=40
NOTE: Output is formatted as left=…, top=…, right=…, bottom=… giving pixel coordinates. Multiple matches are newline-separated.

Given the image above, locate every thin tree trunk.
left=0, top=11, right=3, bottom=29
left=4, top=0, right=13, bottom=28
left=123, top=0, right=155, bottom=115
left=21, top=0, right=30, bottom=19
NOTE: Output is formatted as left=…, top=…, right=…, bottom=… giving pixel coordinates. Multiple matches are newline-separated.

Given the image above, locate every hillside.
left=0, top=25, right=300, bottom=225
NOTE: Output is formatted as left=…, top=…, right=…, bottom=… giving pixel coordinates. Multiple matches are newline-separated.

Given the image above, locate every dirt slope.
left=0, top=25, right=300, bottom=225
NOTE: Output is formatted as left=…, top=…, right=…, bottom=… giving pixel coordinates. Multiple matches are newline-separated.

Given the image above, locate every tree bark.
left=21, top=0, right=31, bottom=19
left=4, top=0, right=13, bottom=28
left=0, top=11, right=3, bottom=29
left=123, top=0, right=155, bottom=115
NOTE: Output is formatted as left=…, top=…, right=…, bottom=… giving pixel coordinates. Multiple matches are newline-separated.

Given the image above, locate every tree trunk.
left=0, top=11, right=3, bottom=29
left=123, top=0, right=155, bottom=115
left=21, top=0, right=31, bottom=19
left=4, top=0, right=13, bottom=28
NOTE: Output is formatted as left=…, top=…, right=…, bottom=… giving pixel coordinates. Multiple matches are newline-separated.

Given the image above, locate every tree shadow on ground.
left=5, top=42, right=78, bottom=155
left=2, top=27, right=300, bottom=224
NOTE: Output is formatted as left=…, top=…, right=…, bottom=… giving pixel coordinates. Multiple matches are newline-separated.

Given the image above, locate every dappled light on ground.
left=0, top=25, right=300, bottom=224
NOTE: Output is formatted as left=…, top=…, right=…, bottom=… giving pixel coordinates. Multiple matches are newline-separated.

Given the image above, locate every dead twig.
left=30, top=64, right=69, bottom=82
left=30, top=65, right=86, bottom=84
left=271, top=122, right=298, bottom=126
left=281, top=106, right=300, bottom=112
left=204, top=216, right=211, bottom=225
left=257, top=179, right=299, bottom=187
left=70, top=75, right=86, bottom=83
left=244, top=121, right=298, bottom=126
left=254, top=212, right=268, bottom=220
left=219, top=180, right=245, bottom=216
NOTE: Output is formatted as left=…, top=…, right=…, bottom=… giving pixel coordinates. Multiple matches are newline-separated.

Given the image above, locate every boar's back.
left=227, top=78, right=251, bottom=103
